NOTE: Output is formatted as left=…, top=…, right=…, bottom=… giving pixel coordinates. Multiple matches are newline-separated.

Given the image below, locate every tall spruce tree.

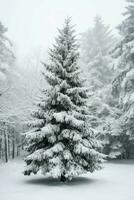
left=110, top=0, right=134, bottom=159
left=80, top=16, right=114, bottom=91
left=80, top=16, right=116, bottom=156
left=24, top=18, right=103, bottom=181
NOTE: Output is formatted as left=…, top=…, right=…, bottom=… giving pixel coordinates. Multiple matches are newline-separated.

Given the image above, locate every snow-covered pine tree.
left=80, top=16, right=114, bottom=91
left=110, top=0, right=134, bottom=159
left=80, top=16, right=116, bottom=156
left=24, top=18, right=104, bottom=181
left=80, top=17, right=115, bottom=131
left=0, top=21, right=21, bottom=163
left=0, top=21, right=15, bottom=84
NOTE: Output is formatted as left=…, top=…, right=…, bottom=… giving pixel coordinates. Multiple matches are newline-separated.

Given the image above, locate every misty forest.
left=0, top=0, right=134, bottom=200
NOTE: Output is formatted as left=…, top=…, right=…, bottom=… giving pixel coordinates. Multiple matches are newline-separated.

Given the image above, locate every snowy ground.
left=0, top=159, right=134, bottom=200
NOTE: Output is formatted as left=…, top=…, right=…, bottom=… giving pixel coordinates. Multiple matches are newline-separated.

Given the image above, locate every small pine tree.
left=110, top=0, right=134, bottom=159
left=24, top=18, right=104, bottom=181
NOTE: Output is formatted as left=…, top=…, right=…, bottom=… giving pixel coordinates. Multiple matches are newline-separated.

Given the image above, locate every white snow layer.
left=0, top=159, right=134, bottom=200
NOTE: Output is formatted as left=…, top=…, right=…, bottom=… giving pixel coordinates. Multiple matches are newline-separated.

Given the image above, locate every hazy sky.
left=0, top=0, right=126, bottom=57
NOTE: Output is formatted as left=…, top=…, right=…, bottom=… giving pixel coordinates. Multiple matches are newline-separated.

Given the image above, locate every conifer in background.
left=80, top=16, right=116, bottom=157
left=80, top=16, right=114, bottom=91
left=0, top=21, right=15, bottom=84
left=110, top=0, right=134, bottom=159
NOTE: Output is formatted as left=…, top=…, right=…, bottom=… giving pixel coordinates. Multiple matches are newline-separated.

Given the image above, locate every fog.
left=0, top=0, right=126, bottom=57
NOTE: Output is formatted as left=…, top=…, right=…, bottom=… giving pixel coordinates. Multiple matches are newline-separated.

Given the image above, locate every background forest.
left=0, top=0, right=134, bottom=165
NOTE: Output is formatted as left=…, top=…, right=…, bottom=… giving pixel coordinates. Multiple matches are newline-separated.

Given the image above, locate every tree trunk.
left=17, top=145, right=20, bottom=157
left=60, top=174, right=66, bottom=182
left=0, top=138, right=2, bottom=160
left=8, top=135, right=10, bottom=159
left=4, top=133, right=8, bottom=163
left=12, top=136, right=15, bottom=159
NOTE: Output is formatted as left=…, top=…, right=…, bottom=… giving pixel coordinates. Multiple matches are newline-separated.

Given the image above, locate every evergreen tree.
left=80, top=16, right=116, bottom=156
left=110, top=0, right=134, bottom=159
left=80, top=16, right=114, bottom=91
left=0, top=21, right=15, bottom=82
left=0, top=21, right=20, bottom=163
left=24, top=18, right=103, bottom=181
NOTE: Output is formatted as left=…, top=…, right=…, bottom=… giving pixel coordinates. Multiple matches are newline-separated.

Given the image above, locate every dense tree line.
left=80, top=0, right=134, bottom=159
